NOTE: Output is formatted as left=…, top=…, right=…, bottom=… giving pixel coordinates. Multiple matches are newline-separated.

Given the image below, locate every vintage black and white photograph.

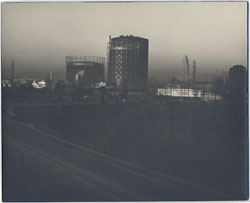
left=1, top=1, right=249, bottom=201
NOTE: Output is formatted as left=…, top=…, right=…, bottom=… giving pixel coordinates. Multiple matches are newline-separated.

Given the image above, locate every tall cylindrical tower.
left=107, top=35, right=148, bottom=90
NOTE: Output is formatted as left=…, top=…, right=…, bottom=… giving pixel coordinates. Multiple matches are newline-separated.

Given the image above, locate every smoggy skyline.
left=2, top=2, right=247, bottom=79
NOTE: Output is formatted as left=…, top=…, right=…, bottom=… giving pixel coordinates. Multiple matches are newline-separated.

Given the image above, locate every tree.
left=54, top=82, right=65, bottom=102
left=211, top=77, right=226, bottom=98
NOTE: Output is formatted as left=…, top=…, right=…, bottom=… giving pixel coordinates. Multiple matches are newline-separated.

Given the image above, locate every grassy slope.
left=12, top=100, right=246, bottom=199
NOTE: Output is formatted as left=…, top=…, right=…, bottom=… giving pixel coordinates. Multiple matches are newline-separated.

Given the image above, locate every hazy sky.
left=2, top=2, right=247, bottom=79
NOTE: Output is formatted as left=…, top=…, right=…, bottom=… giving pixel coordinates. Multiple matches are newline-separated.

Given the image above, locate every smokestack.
left=49, top=72, right=53, bottom=81
left=193, top=60, right=196, bottom=83
left=185, top=55, right=190, bottom=77
left=193, top=60, right=196, bottom=93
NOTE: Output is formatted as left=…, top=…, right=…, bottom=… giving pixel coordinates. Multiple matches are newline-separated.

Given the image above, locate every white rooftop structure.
left=32, top=80, right=46, bottom=89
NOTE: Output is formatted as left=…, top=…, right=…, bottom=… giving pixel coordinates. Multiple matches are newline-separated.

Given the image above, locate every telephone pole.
left=170, top=102, right=175, bottom=175
left=11, top=60, right=15, bottom=87
left=193, top=60, right=197, bottom=101
left=184, top=55, right=190, bottom=96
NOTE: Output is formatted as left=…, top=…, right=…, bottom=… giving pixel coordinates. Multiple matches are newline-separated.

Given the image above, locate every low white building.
left=157, top=88, right=202, bottom=98
left=2, top=80, right=11, bottom=88
left=32, top=80, right=46, bottom=89
left=157, top=87, right=222, bottom=101
left=95, top=81, right=106, bottom=88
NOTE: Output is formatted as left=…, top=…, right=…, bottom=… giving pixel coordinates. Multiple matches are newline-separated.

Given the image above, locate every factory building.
left=228, top=65, right=247, bottom=103
left=157, top=87, right=222, bottom=101
left=107, top=35, right=148, bottom=90
left=66, top=56, right=105, bottom=87
left=157, top=88, right=202, bottom=98
left=32, top=80, right=46, bottom=89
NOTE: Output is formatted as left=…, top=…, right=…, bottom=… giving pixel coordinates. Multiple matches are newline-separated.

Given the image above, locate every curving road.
left=2, top=114, right=228, bottom=201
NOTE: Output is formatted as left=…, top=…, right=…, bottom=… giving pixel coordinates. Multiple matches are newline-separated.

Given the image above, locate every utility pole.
left=193, top=61, right=196, bottom=91
left=11, top=60, right=15, bottom=87
left=170, top=102, right=175, bottom=175
left=115, top=97, right=120, bottom=136
left=139, top=112, right=144, bottom=136
left=100, top=87, right=106, bottom=130
left=202, top=84, right=205, bottom=102
left=193, top=60, right=196, bottom=101
left=184, top=55, right=190, bottom=96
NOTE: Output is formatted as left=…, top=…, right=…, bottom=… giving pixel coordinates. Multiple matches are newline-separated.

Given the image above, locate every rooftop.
left=110, top=35, right=148, bottom=42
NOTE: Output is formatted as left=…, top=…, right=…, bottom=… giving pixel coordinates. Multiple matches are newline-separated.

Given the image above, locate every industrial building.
left=157, top=87, right=222, bottom=101
left=32, top=80, right=46, bottom=89
left=107, top=35, right=148, bottom=90
left=228, top=65, right=247, bottom=99
left=157, top=88, right=202, bottom=98
left=66, top=56, right=105, bottom=87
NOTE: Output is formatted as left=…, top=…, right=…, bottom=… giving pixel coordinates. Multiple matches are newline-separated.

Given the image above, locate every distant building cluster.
left=65, top=35, right=149, bottom=91
left=4, top=34, right=247, bottom=104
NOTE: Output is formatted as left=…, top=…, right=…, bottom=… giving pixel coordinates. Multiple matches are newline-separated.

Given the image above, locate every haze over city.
left=2, top=2, right=247, bottom=79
